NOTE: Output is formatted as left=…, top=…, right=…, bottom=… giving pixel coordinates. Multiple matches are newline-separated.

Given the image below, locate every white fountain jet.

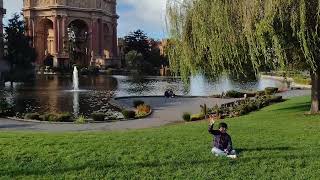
left=73, top=66, right=79, bottom=91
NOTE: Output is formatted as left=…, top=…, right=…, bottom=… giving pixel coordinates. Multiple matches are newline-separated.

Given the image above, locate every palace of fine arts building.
left=23, top=0, right=120, bottom=68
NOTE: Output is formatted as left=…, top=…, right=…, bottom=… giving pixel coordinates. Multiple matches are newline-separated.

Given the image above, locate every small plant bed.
left=183, top=95, right=284, bottom=122
left=89, top=110, right=124, bottom=122
left=21, top=109, right=125, bottom=123
left=24, top=112, right=73, bottom=122
left=222, top=87, right=280, bottom=99
left=121, top=101, right=153, bottom=120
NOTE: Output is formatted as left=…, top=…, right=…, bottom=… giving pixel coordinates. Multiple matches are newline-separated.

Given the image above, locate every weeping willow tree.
left=166, top=0, right=320, bottom=113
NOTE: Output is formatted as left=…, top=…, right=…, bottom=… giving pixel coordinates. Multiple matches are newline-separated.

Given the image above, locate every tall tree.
left=124, top=29, right=150, bottom=58
left=4, top=13, right=36, bottom=71
left=167, top=0, right=320, bottom=113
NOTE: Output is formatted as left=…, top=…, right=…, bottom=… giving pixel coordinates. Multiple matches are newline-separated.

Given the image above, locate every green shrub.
left=190, top=113, right=205, bottom=121
left=265, top=87, right=279, bottom=95
left=182, top=112, right=191, bottom=121
left=75, top=115, right=87, bottom=124
left=39, top=112, right=73, bottom=122
left=133, top=100, right=145, bottom=108
left=24, top=113, right=41, bottom=120
left=211, top=105, right=223, bottom=116
left=225, top=90, right=245, bottom=98
left=0, top=98, right=14, bottom=117
left=256, top=91, right=265, bottom=96
left=48, top=114, right=59, bottom=122
left=91, top=113, right=106, bottom=121
left=56, top=112, right=73, bottom=122
left=122, top=110, right=136, bottom=119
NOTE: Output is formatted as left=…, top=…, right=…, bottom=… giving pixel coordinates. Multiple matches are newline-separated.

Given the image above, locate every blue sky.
left=3, top=0, right=167, bottom=39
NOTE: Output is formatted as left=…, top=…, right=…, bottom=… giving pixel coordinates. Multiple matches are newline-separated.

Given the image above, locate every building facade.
left=23, top=0, right=120, bottom=68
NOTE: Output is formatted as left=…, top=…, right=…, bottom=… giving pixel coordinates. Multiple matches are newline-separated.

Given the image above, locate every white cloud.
left=117, top=0, right=167, bottom=38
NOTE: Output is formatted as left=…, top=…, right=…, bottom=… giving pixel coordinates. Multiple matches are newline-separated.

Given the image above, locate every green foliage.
left=225, top=90, right=245, bottom=98
left=24, top=113, right=41, bottom=120
left=0, top=98, right=13, bottom=117
left=265, top=87, right=279, bottom=95
left=256, top=91, right=266, bottom=96
left=75, top=115, right=87, bottom=124
left=124, top=30, right=150, bottom=58
left=57, top=112, right=73, bottom=122
left=122, top=110, right=136, bottom=119
left=125, top=50, right=144, bottom=71
left=182, top=112, right=191, bottom=121
left=91, top=113, right=106, bottom=122
left=133, top=100, right=145, bottom=108
left=166, top=0, right=319, bottom=80
left=123, top=30, right=168, bottom=74
left=4, top=14, right=37, bottom=82
left=39, top=112, right=73, bottom=122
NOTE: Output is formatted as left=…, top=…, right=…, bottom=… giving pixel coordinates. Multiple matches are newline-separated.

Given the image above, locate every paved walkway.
left=0, top=97, right=237, bottom=132
left=0, top=90, right=311, bottom=132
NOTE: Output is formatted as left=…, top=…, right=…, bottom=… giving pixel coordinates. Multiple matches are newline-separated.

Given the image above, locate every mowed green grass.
left=1, top=96, right=320, bottom=179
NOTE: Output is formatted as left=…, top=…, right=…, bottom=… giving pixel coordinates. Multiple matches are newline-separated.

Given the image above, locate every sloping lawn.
left=0, top=96, right=320, bottom=179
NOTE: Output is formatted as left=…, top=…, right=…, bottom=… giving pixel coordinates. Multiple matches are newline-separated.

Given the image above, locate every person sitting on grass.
left=208, top=117, right=237, bottom=159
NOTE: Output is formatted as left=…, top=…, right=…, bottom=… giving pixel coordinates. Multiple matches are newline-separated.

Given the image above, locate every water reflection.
left=0, top=75, right=287, bottom=115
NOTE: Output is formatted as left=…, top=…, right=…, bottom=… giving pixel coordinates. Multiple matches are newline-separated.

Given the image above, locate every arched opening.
left=36, top=18, right=54, bottom=66
left=103, top=23, right=112, bottom=58
left=67, top=19, right=90, bottom=66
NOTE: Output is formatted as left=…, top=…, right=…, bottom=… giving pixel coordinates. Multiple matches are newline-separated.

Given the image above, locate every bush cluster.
left=225, top=90, right=245, bottom=98
left=265, top=87, right=279, bottom=95
left=212, top=95, right=284, bottom=118
left=24, top=113, right=41, bottom=120
left=0, top=98, right=14, bottom=117
left=225, top=87, right=279, bottom=98
left=122, top=110, right=136, bottom=119
left=182, top=112, right=191, bottom=121
left=91, top=113, right=106, bottom=121
left=36, top=112, right=73, bottom=122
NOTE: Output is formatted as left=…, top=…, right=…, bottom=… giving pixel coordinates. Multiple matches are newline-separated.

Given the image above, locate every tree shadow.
left=2, top=159, right=214, bottom=177
left=273, top=103, right=310, bottom=112
left=236, top=146, right=296, bottom=153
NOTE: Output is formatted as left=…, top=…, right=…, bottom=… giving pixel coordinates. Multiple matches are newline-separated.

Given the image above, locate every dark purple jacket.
left=208, top=124, right=233, bottom=152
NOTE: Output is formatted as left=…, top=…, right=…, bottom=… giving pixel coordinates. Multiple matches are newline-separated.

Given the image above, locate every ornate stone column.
left=112, top=23, right=118, bottom=58
left=53, top=16, right=59, bottom=67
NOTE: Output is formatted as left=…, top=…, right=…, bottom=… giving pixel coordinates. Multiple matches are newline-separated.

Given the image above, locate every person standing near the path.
left=208, top=116, right=237, bottom=159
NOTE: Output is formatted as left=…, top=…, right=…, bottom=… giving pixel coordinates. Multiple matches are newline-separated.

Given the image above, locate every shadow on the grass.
left=272, top=103, right=310, bottom=112
left=2, top=159, right=214, bottom=177
left=237, top=146, right=296, bottom=153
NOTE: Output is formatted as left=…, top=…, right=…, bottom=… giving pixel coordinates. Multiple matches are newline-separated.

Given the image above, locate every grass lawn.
left=1, top=96, right=320, bottom=179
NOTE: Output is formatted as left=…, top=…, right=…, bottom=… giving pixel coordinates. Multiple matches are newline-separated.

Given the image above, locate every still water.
left=0, top=75, right=286, bottom=116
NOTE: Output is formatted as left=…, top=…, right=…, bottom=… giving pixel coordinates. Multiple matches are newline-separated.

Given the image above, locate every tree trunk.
left=310, top=68, right=320, bottom=113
